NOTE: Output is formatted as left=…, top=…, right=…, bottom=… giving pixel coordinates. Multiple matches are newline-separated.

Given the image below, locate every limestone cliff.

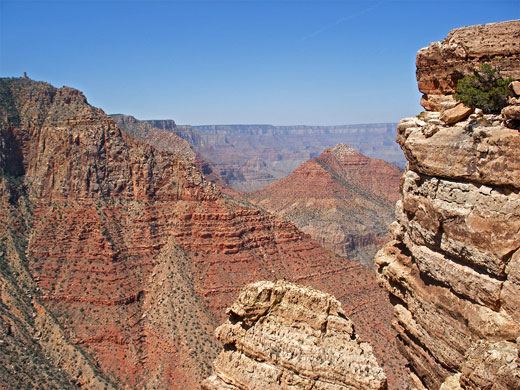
left=0, top=78, right=407, bottom=389
left=376, top=20, right=520, bottom=390
left=202, top=281, right=387, bottom=390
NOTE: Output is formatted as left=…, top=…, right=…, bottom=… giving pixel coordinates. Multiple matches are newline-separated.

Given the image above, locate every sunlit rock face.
left=246, top=143, right=402, bottom=267
left=376, top=20, right=520, bottom=390
left=202, top=280, right=387, bottom=390
left=0, top=77, right=406, bottom=389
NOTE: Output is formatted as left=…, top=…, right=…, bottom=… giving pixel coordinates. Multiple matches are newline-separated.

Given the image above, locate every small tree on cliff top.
left=454, top=63, right=512, bottom=114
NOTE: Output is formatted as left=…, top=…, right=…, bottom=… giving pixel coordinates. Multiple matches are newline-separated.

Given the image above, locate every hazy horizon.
left=1, top=0, right=518, bottom=125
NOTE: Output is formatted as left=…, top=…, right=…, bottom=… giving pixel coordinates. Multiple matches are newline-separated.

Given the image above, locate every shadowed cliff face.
left=376, top=20, right=520, bottom=390
left=246, top=144, right=403, bottom=267
left=0, top=78, right=408, bottom=389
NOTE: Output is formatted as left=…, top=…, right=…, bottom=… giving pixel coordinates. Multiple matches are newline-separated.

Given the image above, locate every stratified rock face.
left=0, top=78, right=407, bottom=389
left=247, top=144, right=402, bottom=267
left=202, top=281, right=387, bottom=390
left=114, top=114, right=240, bottom=198
left=417, top=20, right=520, bottom=109
left=376, top=21, right=520, bottom=390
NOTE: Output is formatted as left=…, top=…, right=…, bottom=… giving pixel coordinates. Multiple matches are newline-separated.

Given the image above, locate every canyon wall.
left=112, top=114, right=237, bottom=197
left=203, top=281, right=387, bottom=390
left=110, top=114, right=196, bottom=162
left=376, top=20, right=520, bottom=390
left=0, top=78, right=407, bottom=389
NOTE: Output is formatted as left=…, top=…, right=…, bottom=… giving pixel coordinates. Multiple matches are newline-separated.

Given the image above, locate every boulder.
left=440, top=103, right=473, bottom=124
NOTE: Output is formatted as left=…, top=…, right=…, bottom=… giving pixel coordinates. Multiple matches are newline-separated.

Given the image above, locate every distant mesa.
left=148, top=122, right=406, bottom=192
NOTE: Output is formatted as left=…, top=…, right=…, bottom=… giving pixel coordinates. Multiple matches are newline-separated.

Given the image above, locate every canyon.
left=168, top=122, right=405, bottom=192
left=246, top=144, right=402, bottom=267
left=376, top=19, right=520, bottom=390
left=1, top=18, right=519, bottom=390
left=0, top=77, right=407, bottom=389
left=114, top=116, right=403, bottom=268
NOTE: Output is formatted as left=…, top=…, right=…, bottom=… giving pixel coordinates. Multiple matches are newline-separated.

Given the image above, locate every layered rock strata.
left=202, top=281, right=387, bottom=390
left=417, top=20, right=520, bottom=114
left=110, top=114, right=196, bottom=162
left=376, top=20, right=520, bottom=390
left=247, top=144, right=402, bottom=267
left=112, top=114, right=238, bottom=197
left=0, top=78, right=407, bottom=389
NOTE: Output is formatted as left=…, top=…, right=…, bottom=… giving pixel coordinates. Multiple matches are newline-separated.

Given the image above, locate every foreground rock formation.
left=247, top=144, right=402, bottom=267
left=376, top=20, right=520, bottom=390
left=417, top=19, right=520, bottom=129
left=0, top=78, right=407, bottom=389
left=203, top=281, right=387, bottom=390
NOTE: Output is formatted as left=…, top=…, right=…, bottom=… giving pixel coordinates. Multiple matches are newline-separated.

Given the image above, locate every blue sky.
left=1, top=0, right=518, bottom=125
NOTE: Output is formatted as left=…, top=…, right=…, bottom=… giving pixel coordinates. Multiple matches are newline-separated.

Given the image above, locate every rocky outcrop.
left=417, top=20, right=520, bottom=111
left=202, top=281, right=387, bottom=390
left=247, top=144, right=402, bottom=267
left=504, top=80, right=520, bottom=128
left=0, top=78, right=407, bottom=389
left=111, top=114, right=196, bottom=162
left=376, top=21, right=520, bottom=390
left=113, top=114, right=239, bottom=197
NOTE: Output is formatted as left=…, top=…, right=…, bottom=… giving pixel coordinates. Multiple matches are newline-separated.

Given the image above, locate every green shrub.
left=454, top=63, right=513, bottom=114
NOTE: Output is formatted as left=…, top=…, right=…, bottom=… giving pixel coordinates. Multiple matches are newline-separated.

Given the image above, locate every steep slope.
left=247, top=144, right=402, bottom=267
left=176, top=123, right=404, bottom=192
left=0, top=78, right=407, bottom=389
left=203, top=281, right=387, bottom=390
left=376, top=20, right=520, bottom=390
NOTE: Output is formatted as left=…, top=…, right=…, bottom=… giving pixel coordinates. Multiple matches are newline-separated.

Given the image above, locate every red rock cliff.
left=376, top=20, right=520, bottom=390
left=0, top=78, right=407, bottom=389
left=247, top=144, right=402, bottom=267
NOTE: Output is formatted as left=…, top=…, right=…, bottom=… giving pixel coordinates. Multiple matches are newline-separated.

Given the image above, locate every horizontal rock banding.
left=377, top=20, right=520, bottom=390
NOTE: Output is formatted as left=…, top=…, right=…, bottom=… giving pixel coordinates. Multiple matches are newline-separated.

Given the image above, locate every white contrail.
left=301, top=1, right=383, bottom=41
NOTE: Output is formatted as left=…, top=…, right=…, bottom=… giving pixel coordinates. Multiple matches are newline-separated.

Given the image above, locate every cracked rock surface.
left=202, top=280, right=387, bottom=390
left=376, top=20, right=520, bottom=390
